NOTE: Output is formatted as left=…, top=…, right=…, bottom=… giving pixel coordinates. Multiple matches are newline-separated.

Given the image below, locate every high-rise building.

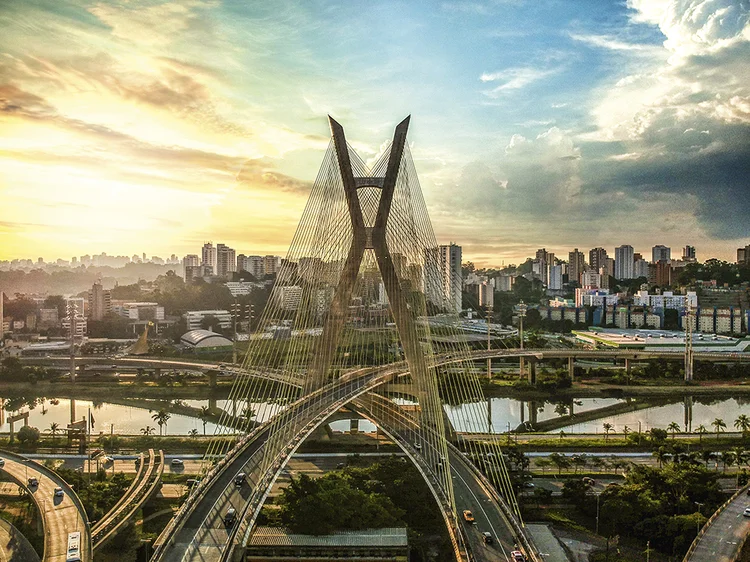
left=549, top=265, right=563, bottom=291
left=581, top=269, right=601, bottom=288
left=216, top=244, right=236, bottom=277
left=202, top=243, right=217, bottom=275
left=439, top=243, right=462, bottom=313
left=589, top=248, right=608, bottom=273
left=88, top=281, right=111, bottom=321
left=655, top=260, right=672, bottom=287
left=737, top=245, right=750, bottom=264
left=263, top=255, right=281, bottom=276
left=183, top=254, right=200, bottom=268
left=614, top=245, right=634, bottom=279
left=568, top=248, right=585, bottom=286
left=634, top=258, right=649, bottom=279
left=652, top=245, right=671, bottom=263
left=683, top=245, right=696, bottom=262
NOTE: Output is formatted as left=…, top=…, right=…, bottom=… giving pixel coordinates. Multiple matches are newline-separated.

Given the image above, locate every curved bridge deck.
left=0, top=450, right=91, bottom=562
left=92, top=449, right=164, bottom=551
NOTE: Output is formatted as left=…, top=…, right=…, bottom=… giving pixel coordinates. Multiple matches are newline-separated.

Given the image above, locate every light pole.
left=595, top=491, right=601, bottom=535
left=517, top=301, right=527, bottom=378
left=694, top=502, right=704, bottom=536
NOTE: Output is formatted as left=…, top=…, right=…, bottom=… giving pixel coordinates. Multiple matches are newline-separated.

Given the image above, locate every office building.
left=614, top=245, right=634, bottom=279
left=201, top=243, right=217, bottom=275
left=655, top=260, right=672, bottom=287
left=549, top=264, right=563, bottom=291
left=581, top=269, right=601, bottom=289
left=114, top=302, right=165, bottom=321
left=737, top=245, right=750, bottom=264
left=589, top=248, right=608, bottom=273
left=184, top=310, right=232, bottom=331
left=493, top=274, right=514, bottom=292
left=682, top=245, right=696, bottom=262
left=439, top=243, right=462, bottom=313
left=568, top=248, right=586, bottom=286
left=652, top=245, right=671, bottom=263
left=88, top=281, right=111, bottom=321
left=634, top=258, right=649, bottom=279
left=264, top=255, right=281, bottom=276
left=216, top=244, right=236, bottom=277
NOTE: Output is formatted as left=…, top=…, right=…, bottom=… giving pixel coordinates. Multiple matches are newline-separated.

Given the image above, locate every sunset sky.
left=1, top=0, right=749, bottom=266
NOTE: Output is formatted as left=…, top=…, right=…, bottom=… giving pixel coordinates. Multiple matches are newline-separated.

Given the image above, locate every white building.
left=225, top=281, right=264, bottom=297
left=633, top=290, right=698, bottom=310
left=277, top=285, right=303, bottom=311
left=493, top=274, right=514, bottom=292
left=217, top=244, right=236, bottom=277
left=614, top=245, right=634, bottom=280
left=439, top=243, right=462, bottom=313
left=202, top=243, right=217, bottom=275
left=575, top=288, right=618, bottom=308
left=580, top=270, right=601, bottom=288
left=184, top=310, right=232, bottom=331
left=264, top=255, right=281, bottom=276
left=478, top=282, right=494, bottom=308
left=114, top=302, right=165, bottom=321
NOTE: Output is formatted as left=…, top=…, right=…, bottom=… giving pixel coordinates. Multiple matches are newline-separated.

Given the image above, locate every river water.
left=2, top=395, right=747, bottom=436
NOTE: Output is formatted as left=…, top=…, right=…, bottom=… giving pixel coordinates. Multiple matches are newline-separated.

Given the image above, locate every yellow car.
left=463, top=510, right=475, bottom=523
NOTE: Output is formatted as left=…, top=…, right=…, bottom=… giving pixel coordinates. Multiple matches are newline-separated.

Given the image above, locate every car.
left=171, top=459, right=184, bottom=466
left=510, top=551, right=526, bottom=562
left=234, top=473, right=246, bottom=487
left=414, top=442, right=422, bottom=451
left=523, top=481, right=535, bottom=488
left=54, top=487, right=64, bottom=498
left=336, top=462, right=345, bottom=469
left=0, top=459, right=5, bottom=468
left=103, top=456, right=115, bottom=464
left=186, top=479, right=201, bottom=487
left=27, top=477, right=39, bottom=488
left=743, top=507, right=750, bottom=517
left=224, top=507, right=237, bottom=527
left=582, top=477, right=595, bottom=486
left=482, top=532, right=493, bottom=544
left=462, top=510, right=475, bottom=523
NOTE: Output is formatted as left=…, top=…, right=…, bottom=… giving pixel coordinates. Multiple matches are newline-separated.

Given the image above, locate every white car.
left=171, top=459, right=184, bottom=466
left=0, top=459, right=5, bottom=468
left=54, top=487, right=64, bottom=498
left=743, top=507, right=750, bottom=517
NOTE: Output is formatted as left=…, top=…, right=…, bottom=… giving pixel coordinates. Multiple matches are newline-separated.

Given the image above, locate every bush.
left=16, top=426, right=40, bottom=447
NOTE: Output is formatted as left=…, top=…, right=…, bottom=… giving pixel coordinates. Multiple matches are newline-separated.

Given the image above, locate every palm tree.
left=141, top=426, right=156, bottom=436
left=702, top=449, right=716, bottom=469
left=188, top=428, right=199, bottom=438
left=734, top=414, right=750, bottom=440
left=603, top=423, right=613, bottom=441
left=535, top=458, right=552, bottom=474
left=694, top=424, right=708, bottom=443
left=47, top=422, right=60, bottom=440
left=719, top=451, right=736, bottom=473
left=667, top=422, right=681, bottom=439
left=199, top=406, right=211, bottom=436
left=152, top=409, right=171, bottom=436
left=242, top=406, right=256, bottom=425
left=712, top=418, right=727, bottom=440
left=559, top=430, right=566, bottom=441
left=622, top=425, right=631, bottom=438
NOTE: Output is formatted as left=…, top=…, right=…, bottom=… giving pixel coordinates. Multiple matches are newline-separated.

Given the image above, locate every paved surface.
left=0, top=453, right=89, bottom=562
left=688, top=491, right=750, bottom=561
left=526, top=524, right=570, bottom=561
left=0, top=517, right=40, bottom=562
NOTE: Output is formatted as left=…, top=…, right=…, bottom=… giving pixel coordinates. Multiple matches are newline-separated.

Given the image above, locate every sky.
left=1, top=0, right=749, bottom=266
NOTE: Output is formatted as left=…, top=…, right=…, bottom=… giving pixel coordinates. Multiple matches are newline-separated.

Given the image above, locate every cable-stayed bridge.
left=152, top=116, right=539, bottom=562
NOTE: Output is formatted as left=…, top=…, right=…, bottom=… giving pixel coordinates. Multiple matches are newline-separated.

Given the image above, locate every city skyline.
left=1, top=1, right=749, bottom=265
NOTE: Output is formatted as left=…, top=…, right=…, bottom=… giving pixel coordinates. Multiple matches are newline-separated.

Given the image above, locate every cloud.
left=568, top=32, right=660, bottom=52
left=480, top=67, right=558, bottom=96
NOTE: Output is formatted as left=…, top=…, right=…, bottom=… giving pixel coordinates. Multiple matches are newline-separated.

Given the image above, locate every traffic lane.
left=449, top=456, right=514, bottom=562
left=690, top=493, right=750, bottom=562
left=0, top=457, right=85, bottom=562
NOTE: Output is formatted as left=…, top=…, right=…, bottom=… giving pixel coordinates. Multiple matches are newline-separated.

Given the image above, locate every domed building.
left=180, top=329, right=233, bottom=353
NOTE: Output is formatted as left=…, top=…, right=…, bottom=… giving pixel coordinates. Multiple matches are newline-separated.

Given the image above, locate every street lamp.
left=694, top=502, right=704, bottom=536
left=595, top=491, right=601, bottom=535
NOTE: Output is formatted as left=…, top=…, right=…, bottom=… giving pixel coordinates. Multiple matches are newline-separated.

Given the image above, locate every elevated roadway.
left=92, top=449, right=164, bottom=551
left=684, top=484, right=750, bottom=562
left=0, top=451, right=91, bottom=562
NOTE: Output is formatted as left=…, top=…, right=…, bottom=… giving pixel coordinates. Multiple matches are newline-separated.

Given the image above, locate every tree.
left=603, top=423, right=614, bottom=441
left=17, top=425, right=40, bottom=447
left=151, top=410, right=171, bottom=435
left=719, top=451, right=736, bottom=473
left=667, top=422, right=681, bottom=439
left=188, top=428, right=199, bottom=438
left=140, top=425, right=155, bottom=436
left=47, top=422, right=60, bottom=440
left=199, top=406, right=211, bottom=436
left=549, top=453, right=571, bottom=475
left=734, top=415, right=750, bottom=440
left=712, top=418, right=726, bottom=440
left=535, top=458, right=552, bottom=475
left=694, top=425, right=708, bottom=443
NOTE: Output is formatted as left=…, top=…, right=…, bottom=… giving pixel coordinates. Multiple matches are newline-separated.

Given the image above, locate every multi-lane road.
left=687, top=487, right=750, bottom=561
left=0, top=452, right=90, bottom=562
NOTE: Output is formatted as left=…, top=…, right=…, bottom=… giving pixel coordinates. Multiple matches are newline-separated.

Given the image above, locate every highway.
left=0, top=451, right=90, bottom=562
left=686, top=486, right=750, bottom=561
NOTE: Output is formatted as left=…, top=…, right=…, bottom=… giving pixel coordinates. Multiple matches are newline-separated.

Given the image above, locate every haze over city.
left=1, top=0, right=749, bottom=265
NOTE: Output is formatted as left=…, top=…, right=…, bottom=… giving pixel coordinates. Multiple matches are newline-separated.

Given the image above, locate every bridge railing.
left=682, top=482, right=750, bottom=561
left=0, top=449, right=93, bottom=562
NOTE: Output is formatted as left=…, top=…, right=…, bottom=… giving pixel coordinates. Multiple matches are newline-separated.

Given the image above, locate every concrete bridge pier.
left=349, top=419, right=359, bottom=434
left=208, top=371, right=218, bottom=388
left=527, top=359, right=537, bottom=385
left=528, top=401, right=538, bottom=426
left=519, top=357, right=525, bottom=378
left=568, top=356, right=574, bottom=380
left=154, top=368, right=161, bottom=378
left=625, top=359, right=631, bottom=377
left=208, top=397, right=218, bottom=414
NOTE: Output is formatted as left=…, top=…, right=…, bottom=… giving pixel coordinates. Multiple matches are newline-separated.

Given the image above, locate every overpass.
left=92, top=449, right=164, bottom=551
left=684, top=483, right=750, bottom=562
left=0, top=450, right=91, bottom=562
